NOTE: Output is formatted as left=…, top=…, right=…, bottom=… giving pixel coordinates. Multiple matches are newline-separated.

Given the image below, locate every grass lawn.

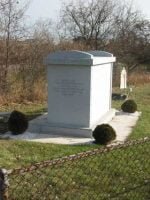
left=0, top=102, right=47, bottom=119
left=8, top=139, right=150, bottom=200
left=0, top=140, right=99, bottom=168
left=0, top=84, right=149, bottom=199
left=112, top=83, right=150, bottom=140
left=0, top=103, right=99, bottom=169
left=0, top=83, right=149, bottom=169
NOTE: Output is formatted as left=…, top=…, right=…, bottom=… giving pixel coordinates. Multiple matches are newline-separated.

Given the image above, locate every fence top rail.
left=3, top=137, right=150, bottom=176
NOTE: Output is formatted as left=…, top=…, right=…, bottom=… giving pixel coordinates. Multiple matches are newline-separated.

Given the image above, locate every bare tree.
left=0, top=0, right=29, bottom=92
left=110, top=2, right=150, bottom=71
left=17, top=19, right=55, bottom=101
left=59, top=0, right=116, bottom=49
left=59, top=0, right=150, bottom=71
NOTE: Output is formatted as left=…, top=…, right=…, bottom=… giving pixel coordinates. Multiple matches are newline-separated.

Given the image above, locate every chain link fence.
left=0, top=137, right=150, bottom=200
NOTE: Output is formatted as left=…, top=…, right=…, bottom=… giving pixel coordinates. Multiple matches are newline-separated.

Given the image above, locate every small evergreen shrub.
left=8, top=110, right=28, bottom=135
left=92, top=124, right=116, bottom=145
left=121, top=99, right=137, bottom=113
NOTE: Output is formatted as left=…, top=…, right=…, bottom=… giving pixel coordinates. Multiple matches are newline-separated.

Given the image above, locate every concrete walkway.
left=109, top=111, right=141, bottom=142
left=0, top=111, right=141, bottom=145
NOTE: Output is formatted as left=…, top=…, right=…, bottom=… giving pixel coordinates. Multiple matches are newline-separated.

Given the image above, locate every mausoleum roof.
left=44, top=50, right=116, bottom=66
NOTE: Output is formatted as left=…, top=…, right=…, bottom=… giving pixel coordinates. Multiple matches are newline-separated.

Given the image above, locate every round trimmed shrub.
left=92, top=124, right=116, bottom=145
left=8, top=110, right=28, bottom=135
left=121, top=99, right=137, bottom=113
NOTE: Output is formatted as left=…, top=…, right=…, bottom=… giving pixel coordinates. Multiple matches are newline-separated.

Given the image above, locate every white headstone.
left=120, top=67, right=127, bottom=89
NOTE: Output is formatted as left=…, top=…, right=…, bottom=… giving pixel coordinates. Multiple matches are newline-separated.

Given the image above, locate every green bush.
left=8, top=110, right=28, bottom=135
left=121, top=99, right=137, bottom=113
left=92, top=124, right=116, bottom=145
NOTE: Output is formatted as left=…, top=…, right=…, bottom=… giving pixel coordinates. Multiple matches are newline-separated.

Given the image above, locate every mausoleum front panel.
left=47, top=65, right=91, bottom=127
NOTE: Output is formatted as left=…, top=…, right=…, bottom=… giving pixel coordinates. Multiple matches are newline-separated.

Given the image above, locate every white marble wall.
left=48, top=65, right=91, bottom=127
left=90, top=63, right=112, bottom=127
left=45, top=51, right=116, bottom=129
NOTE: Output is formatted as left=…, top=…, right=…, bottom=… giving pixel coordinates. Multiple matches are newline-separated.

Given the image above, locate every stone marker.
left=29, top=50, right=116, bottom=137
left=120, top=67, right=127, bottom=89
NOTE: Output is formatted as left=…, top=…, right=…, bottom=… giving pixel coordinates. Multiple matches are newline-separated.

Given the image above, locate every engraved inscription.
left=53, top=79, right=84, bottom=96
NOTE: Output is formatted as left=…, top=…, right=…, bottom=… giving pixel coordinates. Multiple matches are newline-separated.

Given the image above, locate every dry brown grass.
left=128, top=71, right=150, bottom=86
left=0, top=49, right=150, bottom=107
left=0, top=78, right=47, bottom=106
left=1, top=71, right=150, bottom=106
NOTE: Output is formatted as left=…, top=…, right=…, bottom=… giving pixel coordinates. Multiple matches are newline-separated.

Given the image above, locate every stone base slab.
left=28, top=109, right=116, bottom=138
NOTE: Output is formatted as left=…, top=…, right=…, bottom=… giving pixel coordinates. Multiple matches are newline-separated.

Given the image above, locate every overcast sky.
left=25, top=0, right=150, bottom=23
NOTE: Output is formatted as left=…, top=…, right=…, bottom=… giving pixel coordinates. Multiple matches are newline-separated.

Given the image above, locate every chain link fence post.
left=0, top=169, right=9, bottom=200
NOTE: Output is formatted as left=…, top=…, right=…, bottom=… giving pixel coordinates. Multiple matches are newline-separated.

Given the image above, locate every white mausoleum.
left=29, top=50, right=116, bottom=137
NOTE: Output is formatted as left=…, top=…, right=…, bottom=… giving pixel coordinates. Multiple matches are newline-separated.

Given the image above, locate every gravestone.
left=29, top=50, right=116, bottom=137
left=120, top=67, right=127, bottom=89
